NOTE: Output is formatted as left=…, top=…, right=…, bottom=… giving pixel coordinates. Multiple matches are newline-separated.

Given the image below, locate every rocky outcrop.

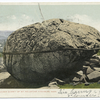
left=3, top=19, right=100, bottom=83
left=48, top=55, right=100, bottom=87
left=87, top=71, right=100, bottom=81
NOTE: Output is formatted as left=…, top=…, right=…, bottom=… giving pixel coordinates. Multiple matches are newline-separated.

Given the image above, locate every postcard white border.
left=0, top=89, right=100, bottom=97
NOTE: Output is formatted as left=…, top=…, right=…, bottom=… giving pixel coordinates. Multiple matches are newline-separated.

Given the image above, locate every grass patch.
left=58, top=83, right=100, bottom=89
left=0, top=53, right=3, bottom=57
left=97, top=50, right=100, bottom=56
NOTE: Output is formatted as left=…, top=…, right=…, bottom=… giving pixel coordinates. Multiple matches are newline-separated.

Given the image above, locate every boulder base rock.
left=87, top=71, right=100, bottom=81
left=3, top=19, right=100, bottom=83
left=86, top=66, right=95, bottom=75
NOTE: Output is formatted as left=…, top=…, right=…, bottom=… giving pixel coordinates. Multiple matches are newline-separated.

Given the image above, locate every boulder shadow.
left=0, top=75, right=48, bottom=88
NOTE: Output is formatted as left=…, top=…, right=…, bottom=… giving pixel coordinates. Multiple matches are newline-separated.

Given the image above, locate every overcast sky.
left=0, top=3, right=100, bottom=31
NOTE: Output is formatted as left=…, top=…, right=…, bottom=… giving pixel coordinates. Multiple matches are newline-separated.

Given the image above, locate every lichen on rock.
left=3, top=19, right=100, bottom=83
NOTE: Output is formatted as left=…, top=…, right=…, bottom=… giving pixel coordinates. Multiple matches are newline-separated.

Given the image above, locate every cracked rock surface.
left=3, top=19, right=100, bottom=83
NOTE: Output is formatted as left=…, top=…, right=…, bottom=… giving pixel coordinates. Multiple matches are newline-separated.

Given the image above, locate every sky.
left=0, top=3, right=100, bottom=31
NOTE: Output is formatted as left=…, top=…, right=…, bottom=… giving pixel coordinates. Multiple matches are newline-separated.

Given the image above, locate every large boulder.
left=3, top=19, right=100, bottom=83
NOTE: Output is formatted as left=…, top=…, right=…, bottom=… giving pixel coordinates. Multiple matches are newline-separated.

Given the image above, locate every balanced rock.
left=3, top=19, right=100, bottom=83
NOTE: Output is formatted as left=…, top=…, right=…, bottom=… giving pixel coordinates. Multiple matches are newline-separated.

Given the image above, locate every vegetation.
left=58, top=82, right=100, bottom=89
left=0, top=53, right=3, bottom=57
left=97, top=50, right=100, bottom=56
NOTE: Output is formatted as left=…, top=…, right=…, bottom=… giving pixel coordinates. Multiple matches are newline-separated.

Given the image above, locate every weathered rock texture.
left=3, top=19, right=100, bottom=83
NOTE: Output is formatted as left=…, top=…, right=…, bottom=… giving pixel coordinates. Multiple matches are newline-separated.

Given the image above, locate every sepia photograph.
left=0, top=1, right=100, bottom=98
